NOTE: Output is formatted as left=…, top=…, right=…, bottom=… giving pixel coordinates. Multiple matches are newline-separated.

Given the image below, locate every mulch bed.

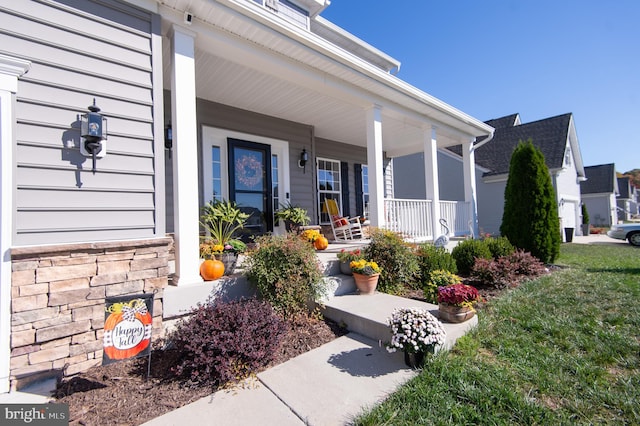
left=52, top=275, right=538, bottom=425
left=53, top=316, right=348, bottom=426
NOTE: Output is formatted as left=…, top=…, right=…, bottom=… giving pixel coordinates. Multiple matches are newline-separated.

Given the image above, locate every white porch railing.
left=383, top=199, right=471, bottom=241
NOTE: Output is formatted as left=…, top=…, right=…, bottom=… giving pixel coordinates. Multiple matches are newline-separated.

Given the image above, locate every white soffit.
left=159, top=0, right=491, bottom=148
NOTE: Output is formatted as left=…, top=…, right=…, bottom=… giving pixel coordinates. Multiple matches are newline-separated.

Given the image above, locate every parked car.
left=607, top=223, right=640, bottom=246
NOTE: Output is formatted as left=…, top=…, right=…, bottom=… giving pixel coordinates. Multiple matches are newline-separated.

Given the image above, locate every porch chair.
left=324, top=199, right=364, bottom=241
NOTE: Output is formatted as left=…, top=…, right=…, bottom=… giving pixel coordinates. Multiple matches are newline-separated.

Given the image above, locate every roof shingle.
left=581, top=164, right=616, bottom=194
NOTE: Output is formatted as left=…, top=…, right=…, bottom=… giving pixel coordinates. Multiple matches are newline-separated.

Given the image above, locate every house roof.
left=581, top=164, right=617, bottom=194
left=450, top=113, right=576, bottom=177
left=484, top=113, right=520, bottom=129
left=617, top=176, right=631, bottom=198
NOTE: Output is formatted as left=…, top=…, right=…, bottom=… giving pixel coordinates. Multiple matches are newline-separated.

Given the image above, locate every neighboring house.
left=580, top=164, right=619, bottom=227
left=0, top=1, right=492, bottom=391
left=395, top=113, right=587, bottom=239
left=616, top=176, right=639, bottom=221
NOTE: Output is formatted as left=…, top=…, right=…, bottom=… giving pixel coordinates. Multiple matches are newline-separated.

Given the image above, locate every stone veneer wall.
left=9, top=237, right=172, bottom=388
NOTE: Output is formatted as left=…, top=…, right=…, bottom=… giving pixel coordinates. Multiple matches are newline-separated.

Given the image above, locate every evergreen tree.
left=500, top=140, right=560, bottom=263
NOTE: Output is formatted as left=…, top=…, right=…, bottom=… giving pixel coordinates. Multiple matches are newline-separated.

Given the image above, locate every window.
left=210, top=146, right=223, bottom=202
left=564, top=146, right=572, bottom=167
left=317, top=158, right=341, bottom=224
left=362, top=165, right=369, bottom=219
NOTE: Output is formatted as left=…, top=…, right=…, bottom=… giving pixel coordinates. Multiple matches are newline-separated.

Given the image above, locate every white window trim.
left=201, top=126, right=290, bottom=233
left=317, top=156, right=341, bottom=225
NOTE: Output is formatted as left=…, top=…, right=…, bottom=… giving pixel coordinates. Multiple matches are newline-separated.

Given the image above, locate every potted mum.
left=349, top=259, right=381, bottom=295
left=336, top=248, right=364, bottom=275
left=386, top=307, right=447, bottom=368
left=437, top=283, right=481, bottom=323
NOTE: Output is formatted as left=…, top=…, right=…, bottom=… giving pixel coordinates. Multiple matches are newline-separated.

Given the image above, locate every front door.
left=228, top=138, right=272, bottom=240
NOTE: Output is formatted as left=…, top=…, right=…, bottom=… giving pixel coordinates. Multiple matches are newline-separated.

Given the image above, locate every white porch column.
left=170, top=26, right=202, bottom=285
left=0, top=54, right=30, bottom=393
left=366, top=105, right=385, bottom=228
left=462, top=138, right=479, bottom=238
left=423, top=125, right=441, bottom=239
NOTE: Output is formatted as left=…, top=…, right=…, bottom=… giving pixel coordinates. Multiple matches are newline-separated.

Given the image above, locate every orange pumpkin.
left=104, top=301, right=153, bottom=360
left=314, top=236, right=329, bottom=250
left=200, top=259, right=225, bottom=280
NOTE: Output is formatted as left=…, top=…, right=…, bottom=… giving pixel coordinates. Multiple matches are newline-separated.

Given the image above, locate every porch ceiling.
left=159, top=0, right=490, bottom=157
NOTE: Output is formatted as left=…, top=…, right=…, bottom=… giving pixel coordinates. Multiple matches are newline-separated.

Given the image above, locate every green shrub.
left=416, top=243, right=457, bottom=301
left=451, top=238, right=492, bottom=276
left=423, top=269, right=461, bottom=303
left=500, top=140, right=561, bottom=263
left=245, top=234, right=323, bottom=318
left=484, top=236, right=515, bottom=260
left=364, top=228, right=419, bottom=294
left=171, top=298, right=287, bottom=386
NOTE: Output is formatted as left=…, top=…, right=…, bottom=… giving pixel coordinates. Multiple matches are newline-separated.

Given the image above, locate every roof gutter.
left=471, top=129, right=495, bottom=152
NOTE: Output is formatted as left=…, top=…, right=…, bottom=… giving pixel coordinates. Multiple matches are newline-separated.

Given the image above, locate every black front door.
left=228, top=138, right=272, bottom=240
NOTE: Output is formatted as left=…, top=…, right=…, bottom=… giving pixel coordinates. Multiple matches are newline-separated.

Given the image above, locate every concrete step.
left=321, top=292, right=477, bottom=351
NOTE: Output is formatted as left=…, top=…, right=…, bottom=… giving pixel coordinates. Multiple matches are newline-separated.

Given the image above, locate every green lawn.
left=356, top=244, right=640, bottom=425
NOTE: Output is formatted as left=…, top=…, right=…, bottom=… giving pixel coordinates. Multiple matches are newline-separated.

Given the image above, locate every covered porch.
left=159, top=0, right=493, bottom=285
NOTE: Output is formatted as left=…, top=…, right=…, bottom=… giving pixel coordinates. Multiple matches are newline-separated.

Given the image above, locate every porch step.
left=321, top=292, right=477, bottom=351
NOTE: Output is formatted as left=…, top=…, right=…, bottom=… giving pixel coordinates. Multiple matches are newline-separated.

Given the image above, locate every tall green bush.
left=500, top=140, right=561, bottom=263
left=364, top=228, right=419, bottom=294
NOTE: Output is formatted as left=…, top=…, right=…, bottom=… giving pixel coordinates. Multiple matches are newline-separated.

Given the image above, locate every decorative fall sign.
left=103, top=294, right=153, bottom=365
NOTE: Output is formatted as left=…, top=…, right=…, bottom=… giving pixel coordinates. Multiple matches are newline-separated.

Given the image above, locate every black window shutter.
left=354, top=163, right=363, bottom=216
left=340, top=161, right=350, bottom=216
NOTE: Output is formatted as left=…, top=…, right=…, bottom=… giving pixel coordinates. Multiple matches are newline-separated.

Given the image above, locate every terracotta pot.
left=353, top=272, right=379, bottom=295
left=438, top=303, right=475, bottom=323
left=339, top=260, right=353, bottom=275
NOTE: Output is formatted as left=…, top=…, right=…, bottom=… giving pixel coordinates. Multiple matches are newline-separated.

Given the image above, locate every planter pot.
left=339, top=260, right=353, bottom=275
left=352, top=273, right=379, bottom=295
left=404, top=351, right=425, bottom=369
left=581, top=224, right=590, bottom=236
left=438, top=303, right=475, bottom=323
left=215, top=252, right=238, bottom=276
left=404, top=346, right=434, bottom=368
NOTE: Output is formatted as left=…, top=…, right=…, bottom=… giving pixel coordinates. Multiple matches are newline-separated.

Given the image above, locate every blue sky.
left=321, top=1, right=639, bottom=174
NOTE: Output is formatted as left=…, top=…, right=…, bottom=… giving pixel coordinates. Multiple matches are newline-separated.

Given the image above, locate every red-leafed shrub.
left=471, top=257, right=517, bottom=289
left=171, top=298, right=287, bottom=386
left=471, top=250, right=547, bottom=289
left=506, top=249, right=547, bottom=277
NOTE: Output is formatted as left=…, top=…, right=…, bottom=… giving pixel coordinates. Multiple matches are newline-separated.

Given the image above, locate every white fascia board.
left=313, top=16, right=401, bottom=71
left=210, top=0, right=493, bottom=137
left=567, top=115, right=586, bottom=177
left=482, top=174, right=508, bottom=184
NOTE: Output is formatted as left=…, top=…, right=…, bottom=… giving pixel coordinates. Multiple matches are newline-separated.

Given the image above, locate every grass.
left=355, top=244, right=640, bottom=425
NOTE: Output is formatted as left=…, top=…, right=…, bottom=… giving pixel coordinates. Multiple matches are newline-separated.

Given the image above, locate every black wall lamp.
left=164, top=124, right=173, bottom=150
left=80, top=98, right=107, bottom=174
left=298, top=148, right=309, bottom=173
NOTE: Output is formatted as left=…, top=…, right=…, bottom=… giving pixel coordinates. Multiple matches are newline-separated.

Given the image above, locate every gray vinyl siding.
left=4, top=0, right=163, bottom=246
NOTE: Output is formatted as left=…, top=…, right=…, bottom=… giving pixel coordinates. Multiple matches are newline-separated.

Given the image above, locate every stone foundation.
left=9, top=237, right=172, bottom=389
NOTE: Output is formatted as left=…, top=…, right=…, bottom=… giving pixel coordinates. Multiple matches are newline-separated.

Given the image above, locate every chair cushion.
left=332, top=215, right=348, bottom=227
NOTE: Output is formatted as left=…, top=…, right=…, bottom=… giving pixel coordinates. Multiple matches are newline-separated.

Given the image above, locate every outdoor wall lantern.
left=80, top=98, right=107, bottom=174
left=298, top=148, right=309, bottom=173
left=164, top=124, right=173, bottom=150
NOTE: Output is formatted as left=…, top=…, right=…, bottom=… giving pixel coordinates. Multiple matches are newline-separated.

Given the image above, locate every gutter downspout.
left=471, top=130, right=495, bottom=152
